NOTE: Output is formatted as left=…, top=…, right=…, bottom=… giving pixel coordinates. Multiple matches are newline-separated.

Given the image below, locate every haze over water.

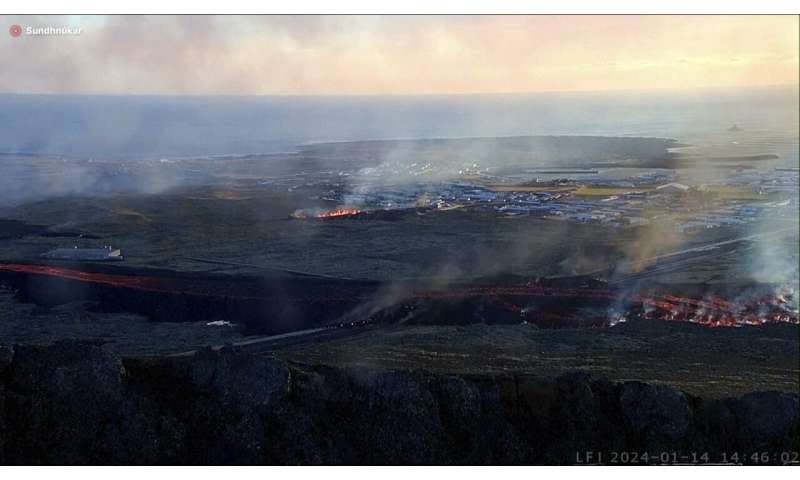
left=0, top=86, right=797, bottom=165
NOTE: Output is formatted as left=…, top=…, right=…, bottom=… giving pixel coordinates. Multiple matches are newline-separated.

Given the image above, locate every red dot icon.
left=9, top=25, right=22, bottom=37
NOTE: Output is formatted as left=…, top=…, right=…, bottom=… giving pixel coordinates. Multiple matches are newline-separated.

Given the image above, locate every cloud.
left=0, top=15, right=797, bottom=95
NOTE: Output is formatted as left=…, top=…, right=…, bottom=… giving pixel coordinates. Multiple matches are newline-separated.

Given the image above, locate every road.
left=605, top=228, right=796, bottom=285
left=168, top=326, right=331, bottom=357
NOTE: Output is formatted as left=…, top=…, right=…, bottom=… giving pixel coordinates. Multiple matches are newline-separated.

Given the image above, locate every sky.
left=0, top=15, right=798, bottom=95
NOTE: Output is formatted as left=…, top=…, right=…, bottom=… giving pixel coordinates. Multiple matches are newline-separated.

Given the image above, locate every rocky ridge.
left=0, top=341, right=797, bottom=464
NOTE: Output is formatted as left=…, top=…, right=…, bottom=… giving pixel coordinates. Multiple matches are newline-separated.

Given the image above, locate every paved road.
left=606, top=228, right=796, bottom=285
left=168, top=326, right=331, bottom=357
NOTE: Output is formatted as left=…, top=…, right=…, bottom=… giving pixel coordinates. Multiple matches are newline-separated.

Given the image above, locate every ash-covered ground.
left=0, top=289, right=247, bottom=355
left=0, top=134, right=798, bottom=464
left=266, top=321, right=799, bottom=399
left=0, top=136, right=798, bottom=393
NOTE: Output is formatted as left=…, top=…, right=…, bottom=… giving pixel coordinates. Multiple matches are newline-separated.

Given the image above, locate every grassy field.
left=272, top=322, right=800, bottom=398
left=699, top=185, right=764, bottom=201
left=1, top=179, right=772, bottom=286
left=485, top=183, right=766, bottom=201
left=572, top=185, right=654, bottom=196
left=0, top=184, right=646, bottom=280
left=485, top=184, right=655, bottom=196
left=486, top=184, right=573, bottom=193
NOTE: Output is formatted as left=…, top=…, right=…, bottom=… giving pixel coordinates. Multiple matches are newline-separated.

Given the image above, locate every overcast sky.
left=1, top=15, right=798, bottom=95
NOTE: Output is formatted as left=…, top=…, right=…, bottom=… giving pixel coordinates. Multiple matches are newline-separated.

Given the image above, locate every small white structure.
left=42, top=245, right=124, bottom=262
left=655, top=182, right=690, bottom=194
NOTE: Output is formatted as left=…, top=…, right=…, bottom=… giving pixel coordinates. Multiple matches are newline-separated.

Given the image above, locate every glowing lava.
left=291, top=207, right=363, bottom=219
left=1, top=262, right=797, bottom=328
left=635, top=290, right=798, bottom=328
left=0, top=263, right=164, bottom=291
left=0, top=262, right=372, bottom=303
left=316, top=207, right=362, bottom=218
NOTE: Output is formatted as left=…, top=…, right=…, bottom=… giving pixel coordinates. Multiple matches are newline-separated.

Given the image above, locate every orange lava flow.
left=411, top=284, right=798, bottom=328
left=316, top=207, right=362, bottom=218
left=0, top=263, right=181, bottom=294
left=1, top=262, right=797, bottom=328
left=410, top=283, right=616, bottom=301
left=633, top=291, right=798, bottom=327
left=0, top=263, right=369, bottom=303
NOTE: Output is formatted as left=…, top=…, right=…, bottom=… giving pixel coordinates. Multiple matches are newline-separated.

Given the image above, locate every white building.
left=655, top=182, right=690, bottom=194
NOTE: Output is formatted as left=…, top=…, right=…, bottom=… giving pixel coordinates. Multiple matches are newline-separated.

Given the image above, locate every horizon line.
left=0, top=83, right=797, bottom=98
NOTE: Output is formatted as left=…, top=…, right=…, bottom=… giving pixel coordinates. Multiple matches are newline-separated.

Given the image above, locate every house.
left=655, top=182, right=690, bottom=194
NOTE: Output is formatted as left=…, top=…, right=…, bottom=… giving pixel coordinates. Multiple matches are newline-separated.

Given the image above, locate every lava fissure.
left=1, top=262, right=796, bottom=329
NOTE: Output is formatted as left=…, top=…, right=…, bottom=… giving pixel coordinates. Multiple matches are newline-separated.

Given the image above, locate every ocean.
left=0, top=86, right=797, bottom=165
